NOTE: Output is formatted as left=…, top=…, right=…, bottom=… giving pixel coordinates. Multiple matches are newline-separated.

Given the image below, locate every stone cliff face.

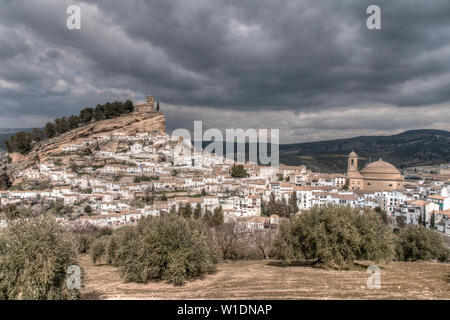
left=35, top=111, right=166, bottom=159
left=3, top=112, right=166, bottom=181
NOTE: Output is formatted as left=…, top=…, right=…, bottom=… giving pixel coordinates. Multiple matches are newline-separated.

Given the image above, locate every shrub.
left=69, top=222, right=112, bottom=254
left=272, top=205, right=395, bottom=269
left=0, top=215, right=80, bottom=299
left=89, top=237, right=109, bottom=264
left=84, top=205, right=92, bottom=214
left=231, top=164, right=248, bottom=178
left=94, top=215, right=218, bottom=286
left=396, top=225, right=449, bottom=262
left=86, top=226, right=137, bottom=267
left=76, top=234, right=95, bottom=254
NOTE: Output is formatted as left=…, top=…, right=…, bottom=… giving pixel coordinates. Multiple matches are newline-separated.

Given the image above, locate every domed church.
left=347, top=151, right=404, bottom=191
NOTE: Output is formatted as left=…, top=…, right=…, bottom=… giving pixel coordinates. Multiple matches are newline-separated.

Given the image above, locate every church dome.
left=360, top=159, right=400, bottom=175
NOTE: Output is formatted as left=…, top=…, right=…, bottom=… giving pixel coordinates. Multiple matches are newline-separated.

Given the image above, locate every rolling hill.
left=279, top=129, right=450, bottom=173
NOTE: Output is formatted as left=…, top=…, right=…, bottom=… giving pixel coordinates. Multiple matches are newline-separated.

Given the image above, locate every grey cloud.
left=162, top=103, right=450, bottom=143
left=0, top=0, right=449, bottom=140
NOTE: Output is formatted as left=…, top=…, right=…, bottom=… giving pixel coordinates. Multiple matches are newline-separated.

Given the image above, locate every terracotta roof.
left=427, top=195, right=447, bottom=200
left=360, top=159, right=401, bottom=175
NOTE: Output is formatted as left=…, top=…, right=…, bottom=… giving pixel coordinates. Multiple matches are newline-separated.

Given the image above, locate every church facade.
left=347, top=151, right=404, bottom=191
left=134, top=95, right=155, bottom=114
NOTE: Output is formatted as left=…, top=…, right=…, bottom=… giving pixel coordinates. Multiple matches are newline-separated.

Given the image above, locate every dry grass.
left=79, top=255, right=450, bottom=300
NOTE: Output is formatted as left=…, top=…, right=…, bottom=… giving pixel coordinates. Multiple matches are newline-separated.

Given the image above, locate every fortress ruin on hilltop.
left=134, top=95, right=157, bottom=114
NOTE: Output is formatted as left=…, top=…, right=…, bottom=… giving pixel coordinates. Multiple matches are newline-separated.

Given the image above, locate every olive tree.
left=90, top=214, right=218, bottom=286
left=0, top=215, right=80, bottom=300
left=396, top=225, right=449, bottom=262
left=272, top=205, right=395, bottom=269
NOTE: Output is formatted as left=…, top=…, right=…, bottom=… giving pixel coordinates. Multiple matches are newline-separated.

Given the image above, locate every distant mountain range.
left=279, top=129, right=450, bottom=173
left=2, top=128, right=449, bottom=173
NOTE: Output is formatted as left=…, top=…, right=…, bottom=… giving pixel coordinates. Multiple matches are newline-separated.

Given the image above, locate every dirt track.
left=80, top=255, right=450, bottom=300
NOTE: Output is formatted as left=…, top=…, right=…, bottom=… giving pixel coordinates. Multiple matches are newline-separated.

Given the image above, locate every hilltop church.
left=134, top=95, right=157, bottom=114
left=347, top=151, right=404, bottom=191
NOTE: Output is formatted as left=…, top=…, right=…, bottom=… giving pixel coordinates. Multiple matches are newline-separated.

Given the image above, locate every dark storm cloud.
left=0, top=0, right=449, bottom=140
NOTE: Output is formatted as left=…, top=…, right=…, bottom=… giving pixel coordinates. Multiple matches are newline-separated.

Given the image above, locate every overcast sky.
left=0, top=0, right=449, bottom=143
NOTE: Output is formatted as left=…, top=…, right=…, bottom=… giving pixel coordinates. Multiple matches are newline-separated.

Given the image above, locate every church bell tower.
left=348, top=151, right=358, bottom=174
left=146, top=95, right=155, bottom=112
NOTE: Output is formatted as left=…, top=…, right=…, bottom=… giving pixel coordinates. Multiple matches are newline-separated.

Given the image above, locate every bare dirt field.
left=80, top=255, right=450, bottom=300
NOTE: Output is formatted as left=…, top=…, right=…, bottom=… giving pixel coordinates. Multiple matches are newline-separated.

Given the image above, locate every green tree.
left=212, top=206, right=224, bottom=226
left=89, top=236, right=109, bottom=264
left=180, top=203, right=193, bottom=219
left=84, top=205, right=92, bottom=215
left=193, top=203, right=202, bottom=219
left=44, top=122, right=57, bottom=138
left=0, top=214, right=80, bottom=299
left=156, top=101, right=160, bottom=111
left=94, top=104, right=105, bottom=121
left=55, top=117, right=68, bottom=134
left=288, top=191, right=298, bottom=214
left=5, top=131, right=33, bottom=154
left=272, top=205, right=395, bottom=269
left=79, top=108, right=94, bottom=124
left=203, top=209, right=213, bottom=226
left=93, top=215, right=218, bottom=286
left=231, top=164, right=248, bottom=178
left=67, top=115, right=80, bottom=130
left=124, top=100, right=134, bottom=113
left=396, top=225, right=449, bottom=262
left=266, top=192, right=277, bottom=216
left=31, top=128, right=45, bottom=142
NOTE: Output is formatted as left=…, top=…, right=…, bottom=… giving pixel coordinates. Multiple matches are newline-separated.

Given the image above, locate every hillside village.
left=1, top=95, right=449, bottom=235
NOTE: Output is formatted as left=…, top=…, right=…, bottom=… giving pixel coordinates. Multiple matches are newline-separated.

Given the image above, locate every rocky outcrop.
left=6, top=111, right=166, bottom=175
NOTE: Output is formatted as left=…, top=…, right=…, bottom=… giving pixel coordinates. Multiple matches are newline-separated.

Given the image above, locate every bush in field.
left=132, top=215, right=217, bottom=285
left=68, top=222, right=112, bottom=254
left=0, top=215, right=80, bottom=300
left=91, top=215, right=218, bottom=286
left=89, top=237, right=110, bottom=264
left=105, top=226, right=136, bottom=266
left=396, top=225, right=449, bottom=262
left=88, top=226, right=137, bottom=266
left=272, top=205, right=395, bottom=269
left=76, top=234, right=95, bottom=254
